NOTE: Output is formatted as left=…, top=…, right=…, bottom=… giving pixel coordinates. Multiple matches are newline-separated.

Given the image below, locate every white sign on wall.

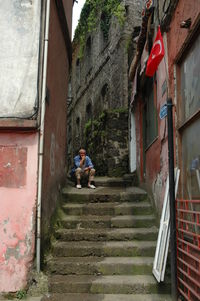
left=0, top=0, right=41, bottom=118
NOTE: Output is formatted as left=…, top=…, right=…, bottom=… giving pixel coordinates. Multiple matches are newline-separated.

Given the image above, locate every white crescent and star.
left=151, top=40, right=162, bottom=60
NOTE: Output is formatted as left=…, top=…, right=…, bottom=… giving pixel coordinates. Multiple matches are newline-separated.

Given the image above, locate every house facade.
left=129, top=0, right=200, bottom=298
left=129, top=0, right=200, bottom=211
left=0, top=0, right=73, bottom=292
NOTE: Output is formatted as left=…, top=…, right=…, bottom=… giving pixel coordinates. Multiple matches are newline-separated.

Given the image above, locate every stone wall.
left=68, top=0, right=143, bottom=174
left=84, top=109, right=129, bottom=177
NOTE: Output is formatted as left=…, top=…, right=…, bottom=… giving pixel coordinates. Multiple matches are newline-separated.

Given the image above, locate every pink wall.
left=0, top=132, right=38, bottom=292
left=0, top=0, right=73, bottom=293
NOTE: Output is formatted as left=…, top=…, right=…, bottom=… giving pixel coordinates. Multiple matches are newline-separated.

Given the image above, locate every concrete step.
left=62, top=187, right=148, bottom=203
left=52, top=241, right=156, bottom=257
left=62, top=201, right=152, bottom=216
left=60, top=215, right=156, bottom=229
left=93, top=176, right=133, bottom=187
left=66, top=174, right=138, bottom=188
left=47, top=256, right=154, bottom=275
left=42, top=293, right=172, bottom=301
left=55, top=227, right=158, bottom=242
left=48, top=275, right=170, bottom=294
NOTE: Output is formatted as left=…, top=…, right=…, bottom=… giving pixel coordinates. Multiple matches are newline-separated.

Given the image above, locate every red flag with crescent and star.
left=146, top=26, right=165, bottom=77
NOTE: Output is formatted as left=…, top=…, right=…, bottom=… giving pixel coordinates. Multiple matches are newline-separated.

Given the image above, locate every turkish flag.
left=146, top=26, right=165, bottom=77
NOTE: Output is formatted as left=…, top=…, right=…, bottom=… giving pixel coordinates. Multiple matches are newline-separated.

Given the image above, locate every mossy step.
left=55, top=227, right=158, bottom=242
left=60, top=215, right=156, bottom=229
left=47, top=256, right=154, bottom=275
left=92, top=176, right=133, bottom=187
left=62, top=202, right=152, bottom=216
left=42, top=293, right=172, bottom=301
left=62, top=187, right=148, bottom=203
left=48, top=275, right=170, bottom=294
left=52, top=241, right=156, bottom=257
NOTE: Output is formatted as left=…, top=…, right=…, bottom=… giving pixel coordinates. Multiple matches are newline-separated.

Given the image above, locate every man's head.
left=79, top=149, right=86, bottom=158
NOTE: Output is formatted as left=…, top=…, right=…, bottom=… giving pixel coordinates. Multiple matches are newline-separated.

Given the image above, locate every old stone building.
left=68, top=0, right=143, bottom=176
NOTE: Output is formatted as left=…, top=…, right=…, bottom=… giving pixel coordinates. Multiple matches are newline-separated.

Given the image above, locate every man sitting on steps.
left=71, top=148, right=96, bottom=189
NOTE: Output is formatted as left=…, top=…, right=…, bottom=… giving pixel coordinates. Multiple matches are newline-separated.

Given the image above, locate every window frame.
left=143, top=77, right=158, bottom=151
left=175, top=26, right=200, bottom=200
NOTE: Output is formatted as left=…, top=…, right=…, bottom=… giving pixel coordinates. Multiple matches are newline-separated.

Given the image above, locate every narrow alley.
left=42, top=177, right=171, bottom=300
left=0, top=1, right=200, bottom=301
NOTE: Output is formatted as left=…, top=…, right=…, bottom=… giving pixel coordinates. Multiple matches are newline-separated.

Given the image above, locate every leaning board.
left=153, top=168, right=180, bottom=282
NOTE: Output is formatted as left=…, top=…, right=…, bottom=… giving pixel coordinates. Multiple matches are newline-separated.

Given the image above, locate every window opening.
left=143, top=78, right=158, bottom=149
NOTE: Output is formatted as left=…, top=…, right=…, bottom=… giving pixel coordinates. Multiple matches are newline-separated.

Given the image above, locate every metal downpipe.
left=36, top=0, right=50, bottom=273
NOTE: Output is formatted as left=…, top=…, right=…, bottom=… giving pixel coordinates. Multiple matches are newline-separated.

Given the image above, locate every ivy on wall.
left=84, top=111, right=107, bottom=175
left=74, top=0, right=125, bottom=58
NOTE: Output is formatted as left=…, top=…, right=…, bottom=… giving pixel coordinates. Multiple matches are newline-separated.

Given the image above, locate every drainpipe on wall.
left=36, top=0, right=50, bottom=273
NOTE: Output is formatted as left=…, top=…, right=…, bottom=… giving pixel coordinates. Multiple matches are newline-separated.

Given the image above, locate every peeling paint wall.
left=150, top=38, right=169, bottom=213
left=134, top=34, right=170, bottom=214
left=0, top=0, right=41, bottom=118
left=0, top=132, right=38, bottom=292
left=0, top=0, right=73, bottom=293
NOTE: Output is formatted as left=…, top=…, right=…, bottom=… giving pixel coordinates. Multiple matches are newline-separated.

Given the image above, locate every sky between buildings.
left=72, top=0, right=86, bottom=39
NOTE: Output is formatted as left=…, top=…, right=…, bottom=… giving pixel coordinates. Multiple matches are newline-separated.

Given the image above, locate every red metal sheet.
left=178, top=276, right=200, bottom=300
left=177, top=199, right=200, bottom=301
left=178, top=257, right=200, bottom=276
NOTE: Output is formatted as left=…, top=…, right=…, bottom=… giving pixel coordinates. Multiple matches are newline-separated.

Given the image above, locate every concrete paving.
left=62, top=185, right=147, bottom=196
left=0, top=297, right=43, bottom=301
left=42, top=293, right=172, bottom=301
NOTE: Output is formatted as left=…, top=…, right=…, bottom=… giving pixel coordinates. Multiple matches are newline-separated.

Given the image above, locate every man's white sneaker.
left=76, top=184, right=82, bottom=189
left=88, top=184, right=96, bottom=189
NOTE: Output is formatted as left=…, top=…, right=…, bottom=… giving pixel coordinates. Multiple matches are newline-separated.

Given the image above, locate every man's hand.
left=84, top=166, right=91, bottom=171
left=80, top=155, right=85, bottom=167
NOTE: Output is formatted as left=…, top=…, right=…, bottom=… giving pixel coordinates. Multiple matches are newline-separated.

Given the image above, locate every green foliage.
left=113, top=2, right=126, bottom=26
left=99, top=111, right=106, bottom=121
left=84, top=111, right=107, bottom=175
left=16, top=290, right=27, bottom=300
left=108, top=107, right=128, bottom=114
left=84, top=119, right=92, bottom=136
left=74, top=0, right=125, bottom=58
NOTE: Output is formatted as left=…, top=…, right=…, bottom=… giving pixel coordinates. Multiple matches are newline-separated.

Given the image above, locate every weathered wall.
left=152, top=0, right=200, bottom=212
left=0, top=0, right=41, bottom=118
left=131, top=2, right=171, bottom=213
left=0, top=0, right=41, bottom=292
left=145, top=52, right=169, bottom=212
left=0, top=132, right=38, bottom=292
left=85, top=110, right=129, bottom=177
left=167, top=0, right=200, bottom=98
left=41, top=0, right=72, bottom=249
left=63, top=0, right=73, bottom=38
left=133, top=0, right=200, bottom=213
left=0, top=0, right=73, bottom=292
left=69, top=0, right=143, bottom=173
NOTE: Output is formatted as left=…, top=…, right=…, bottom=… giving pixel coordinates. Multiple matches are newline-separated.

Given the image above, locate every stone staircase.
left=43, top=178, right=171, bottom=300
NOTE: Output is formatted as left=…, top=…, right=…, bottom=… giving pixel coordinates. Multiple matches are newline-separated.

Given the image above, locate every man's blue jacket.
left=71, top=155, right=94, bottom=175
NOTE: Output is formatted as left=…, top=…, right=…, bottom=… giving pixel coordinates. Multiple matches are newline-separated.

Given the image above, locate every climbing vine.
left=74, top=0, right=126, bottom=58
